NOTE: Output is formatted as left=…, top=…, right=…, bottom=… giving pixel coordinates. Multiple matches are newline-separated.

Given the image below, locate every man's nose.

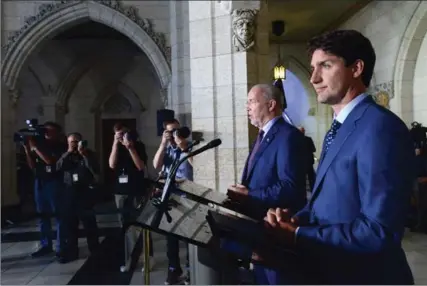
left=310, top=69, right=321, bottom=85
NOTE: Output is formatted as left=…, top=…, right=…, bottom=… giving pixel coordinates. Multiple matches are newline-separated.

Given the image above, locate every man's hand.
left=264, top=208, right=298, bottom=246
left=114, top=132, right=123, bottom=145
left=228, top=184, right=249, bottom=196
left=161, top=130, right=171, bottom=146
left=265, top=208, right=298, bottom=226
left=123, top=136, right=134, bottom=150
left=28, top=137, right=37, bottom=150
left=78, top=144, right=87, bottom=157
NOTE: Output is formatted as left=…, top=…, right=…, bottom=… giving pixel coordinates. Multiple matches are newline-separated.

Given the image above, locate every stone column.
left=41, top=95, right=57, bottom=123
left=169, top=0, right=192, bottom=127
left=188, top=0, right=270, bottom=193
left=1, top=84, right=19, bottom=207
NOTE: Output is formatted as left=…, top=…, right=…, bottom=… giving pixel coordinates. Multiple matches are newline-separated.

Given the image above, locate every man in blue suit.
left=227, top=84, right=307, bottom=284
left=264, top=30, right=415, bottom=284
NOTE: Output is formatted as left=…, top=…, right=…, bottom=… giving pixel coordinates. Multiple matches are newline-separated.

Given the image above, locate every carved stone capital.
left=55, top=103, right=69, bottom=115
left=232, top=9, right=258, bottom=52
left=9, top=89, right=21, bottom=108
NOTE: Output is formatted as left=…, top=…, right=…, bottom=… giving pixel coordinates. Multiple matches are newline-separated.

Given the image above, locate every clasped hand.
left=252, top=208, right=299, bottom=262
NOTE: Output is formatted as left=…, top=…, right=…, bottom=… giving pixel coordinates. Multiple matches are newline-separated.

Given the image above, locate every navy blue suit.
left=243, top=117, right=307, bottom=284
left=295, top=96, right=415, bottom=284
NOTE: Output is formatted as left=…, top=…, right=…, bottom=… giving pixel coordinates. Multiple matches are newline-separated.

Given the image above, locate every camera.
left=78, top=140, right=88, bottom=149
left=13, top=119, right=46, bottom=145
left=123, top=130, right=139, bottom=142
left=172, top=127, right=191, bottom=139
left=410, top=121, right=427, bottom=149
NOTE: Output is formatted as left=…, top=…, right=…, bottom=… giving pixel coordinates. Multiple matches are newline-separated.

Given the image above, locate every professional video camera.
left=13, top=119, right=46, bottom=145
left=410, top=121, right=427, bottom=149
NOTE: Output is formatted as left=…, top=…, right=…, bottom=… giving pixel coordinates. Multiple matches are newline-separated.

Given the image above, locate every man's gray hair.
left=252, top=84, right=284, bottom=108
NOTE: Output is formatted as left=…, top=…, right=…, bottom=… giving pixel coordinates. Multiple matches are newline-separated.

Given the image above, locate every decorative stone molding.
left=232, top=9, right=258, bottom=52
left=1, top=0, right=171, bottom=64
left=9, top=89, right=21, bottom=108
left=97, top=0, right=171, bottom=64
left=217, top=0, right=232, bottom=14
left=217, top=1, right=261, bottom=14
left=103, top=93, right=132, bottom=114
left=2, top=1, right=80, bottom=53
left=368, top=80, right=393, bottom=109
left=160, top=88, right=168, bottom=108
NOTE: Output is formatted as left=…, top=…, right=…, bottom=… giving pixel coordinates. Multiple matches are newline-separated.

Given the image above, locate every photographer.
left=153, top=119, right=192, bottom=285
left=22, top=121, right=67, bottom=259
left=56, top=133, right=100, bottom=263
left=108, top=122, right=154, bottom=271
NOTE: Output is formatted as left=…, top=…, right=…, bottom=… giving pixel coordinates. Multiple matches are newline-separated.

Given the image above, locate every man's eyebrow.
left=311, top=59, right=335, bottom=69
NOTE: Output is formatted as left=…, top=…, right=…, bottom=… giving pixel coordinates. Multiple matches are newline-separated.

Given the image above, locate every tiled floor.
left=2, top=215, right=427, bottom=285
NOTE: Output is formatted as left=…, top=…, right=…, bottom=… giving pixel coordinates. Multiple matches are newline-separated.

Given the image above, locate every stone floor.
left=1, top=214, right=427, bottom=285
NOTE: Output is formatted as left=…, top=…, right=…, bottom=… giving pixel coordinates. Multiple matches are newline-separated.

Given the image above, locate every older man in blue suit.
left=227, top=84, right=307, bottom=284
left=264, top=30, right=415, bottom=284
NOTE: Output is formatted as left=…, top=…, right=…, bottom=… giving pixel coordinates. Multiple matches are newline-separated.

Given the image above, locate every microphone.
left=152, top=138, right=221, bottom=228
left=186, top=139, right=222, bottom=158
left=182, top=140, right=200, bottom=153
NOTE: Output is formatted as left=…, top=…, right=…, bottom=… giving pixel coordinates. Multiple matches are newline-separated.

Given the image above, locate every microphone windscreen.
left=208, top=138, right=222, bottom=148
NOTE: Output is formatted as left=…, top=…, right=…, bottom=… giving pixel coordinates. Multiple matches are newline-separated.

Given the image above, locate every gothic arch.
left=282, top=55, right=316, bottom=98
left=393, top=1, right=427, bottom=124
left=1, top=0, right=171, bottom=93
left=90, top=82, right=145, bottom=113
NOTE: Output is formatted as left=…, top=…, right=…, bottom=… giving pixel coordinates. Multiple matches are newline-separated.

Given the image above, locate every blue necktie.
left=247, top=130, right=264, bottom=171
left=322, top=120, right=342, bottom=156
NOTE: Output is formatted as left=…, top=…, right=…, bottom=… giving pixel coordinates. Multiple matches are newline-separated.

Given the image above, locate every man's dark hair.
left=113, top=122, right=127, bottom=132
left=67, top=132, right=82, bottom=141
left=163, top=118, right=180, bottom=129
left=44, top=121, right=62, bottom=133
left=307, top=29, right=376, bottom=87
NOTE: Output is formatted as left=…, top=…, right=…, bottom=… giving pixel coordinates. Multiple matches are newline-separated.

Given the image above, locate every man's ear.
left=269, top=100, right=277, bottom=112
left=352, top=59, right=364, bottom=79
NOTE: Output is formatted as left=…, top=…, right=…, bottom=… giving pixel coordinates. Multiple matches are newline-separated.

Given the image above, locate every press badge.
left=72, top=173, right=79, bottom=182
left=119, top=175, right=128, bottom=184
left=45, top=166, right=52, bottom=173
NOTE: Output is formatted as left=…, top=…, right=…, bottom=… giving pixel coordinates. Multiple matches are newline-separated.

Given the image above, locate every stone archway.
left=393, top=1, right=427, bottom=124
left=0, top=0, right=171, bottom=207
left=1, top=0, right=171, bottom=93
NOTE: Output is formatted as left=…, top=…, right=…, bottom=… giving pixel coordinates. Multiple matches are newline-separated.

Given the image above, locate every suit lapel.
left=245, top=118, right=283, bottom=182
left=311, top=96, right=374, bottom=201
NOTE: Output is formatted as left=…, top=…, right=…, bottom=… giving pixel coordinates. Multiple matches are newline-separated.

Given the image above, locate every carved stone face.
left=234, top=18, right=255, bottom=43
left=232, top=9, right=257, bottom=51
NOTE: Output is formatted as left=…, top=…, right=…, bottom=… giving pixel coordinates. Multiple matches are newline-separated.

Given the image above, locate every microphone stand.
left=150, top=139, right=220, bottom=229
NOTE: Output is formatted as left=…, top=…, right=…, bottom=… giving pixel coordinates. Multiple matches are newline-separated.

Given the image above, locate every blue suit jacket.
left=242, top=116, right=307, bottom=219
left=295, top=96, right=415, bottom=284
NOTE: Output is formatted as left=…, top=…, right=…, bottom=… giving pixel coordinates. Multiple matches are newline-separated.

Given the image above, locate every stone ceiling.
left=268, top=0, right=372, bottom=42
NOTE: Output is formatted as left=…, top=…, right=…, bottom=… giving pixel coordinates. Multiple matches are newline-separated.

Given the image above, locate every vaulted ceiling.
left=268, top=0, right=372, bottom=42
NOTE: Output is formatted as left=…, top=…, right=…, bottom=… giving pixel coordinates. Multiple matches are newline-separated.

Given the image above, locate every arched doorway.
left=393, top=1, right=427, bottom=125
left=1, top=1, right=171, bottom=207
left=279, top=56, right=332, bottom=159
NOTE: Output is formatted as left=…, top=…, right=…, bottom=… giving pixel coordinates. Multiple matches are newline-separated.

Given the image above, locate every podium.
left=125, top=179, right=297, bottom=284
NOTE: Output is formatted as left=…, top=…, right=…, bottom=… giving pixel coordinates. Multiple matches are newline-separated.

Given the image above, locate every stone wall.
left=340, top=1, right=427, bottom=126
